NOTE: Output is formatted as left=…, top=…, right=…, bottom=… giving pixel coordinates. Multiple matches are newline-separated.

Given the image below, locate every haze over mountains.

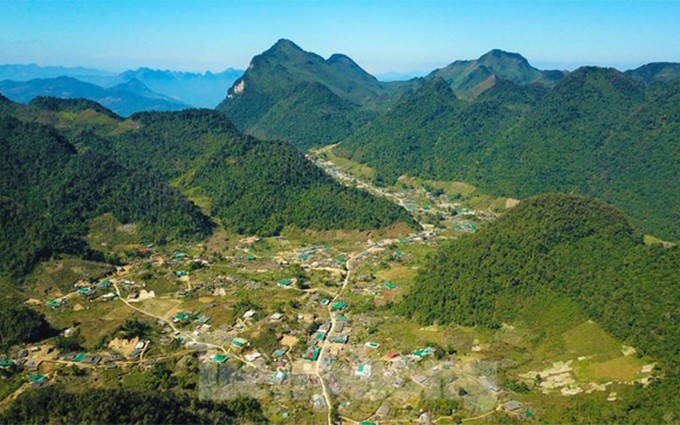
left=0, top=64, right=244, bottom=112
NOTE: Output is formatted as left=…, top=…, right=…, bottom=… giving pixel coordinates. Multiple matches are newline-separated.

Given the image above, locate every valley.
left=0, top=151, right=665, bottom=424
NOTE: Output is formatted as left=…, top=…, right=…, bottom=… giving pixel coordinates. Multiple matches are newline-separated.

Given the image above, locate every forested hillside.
left=0, top=110, right=213, bottom=277
left=217, top=39, right=415, bottom=149
left=336, top=68, right=680, bottom=240
left=0, top=98, right=415, bottom=277
left=400, top=193, right=680, bottom=421
left=0, top=385, right=266, bottom=424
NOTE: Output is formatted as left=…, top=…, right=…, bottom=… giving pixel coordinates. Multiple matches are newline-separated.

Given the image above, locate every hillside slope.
left=335, top=67, right=680, bottom=240
left=217, top=39, right=415, bottom=149
left=400, top=193, right=679, bottom=421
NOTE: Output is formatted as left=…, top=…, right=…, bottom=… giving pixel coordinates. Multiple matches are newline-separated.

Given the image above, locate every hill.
left=426, top=49, right=565, bottom=99
left=625, top=62, right=680, bottom=84
left=399, top=193, right=680, bottom=422
left=0, top=97, right=415, bottom=276
left=217, top=39, right=415, bottom=149
left=0, top=109, right=213, bottom=277
left=0, top=76, right=189, bottom=116
left=335, top=67, right=680, bottom=240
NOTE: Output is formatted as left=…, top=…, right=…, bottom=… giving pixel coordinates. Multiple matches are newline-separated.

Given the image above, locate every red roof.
left=385, top=351, right=399, bottom=359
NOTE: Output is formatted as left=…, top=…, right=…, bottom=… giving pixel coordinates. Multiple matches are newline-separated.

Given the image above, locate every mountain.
left=0, top=64, right=115, bottom=82
left=217, top=39, right=416, bottom=149
left=625, top=62, right=680, bottom=84
left=400, top=193, right=680, bottom=422
left=0, top=76, right=189, bottom=116
left=112, top=67, right=243, bottom=108
left=427, top=49, right=566, bottom=99
left=335, top=67, right=680, bottom=241
left=0, top=97, right=415, bottom=276
left=0, top=64, right=244, bottom=108
left=0, top=100, right=213, bottom=277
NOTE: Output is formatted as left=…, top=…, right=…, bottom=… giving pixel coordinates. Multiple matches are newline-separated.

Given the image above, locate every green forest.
left=0, top=98, right=414, bottom=278
left=0, top=385, right=265, bottom=424
left=335, top=69, right=680, bottom=241
left=399, top=193, right=680, bottom=422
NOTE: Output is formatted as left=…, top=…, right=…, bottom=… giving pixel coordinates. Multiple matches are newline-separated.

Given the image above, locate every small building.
left=242, top=310, right=256, bottom=319
left=328, top=335, right=348, bottom=344
left=303, top=347, right=320, bottom=361
left=77, top=287, right=95, bottom=296
left=271, top=370, right=287, bottom=384
left=502, top=400, right=522, bottom=412
left=47, top=299, right=65, bottom=308
left=244, top=352, right=261, bottom=362
left=330, top=301, right=347, bottom=311
left=272, top=347, right=288, bottom=358
left=175, top=271, right=188, bottom=277
left=231, top=337, right=249, bottom=350
left=384, top=351, right=400, bottom=361
left=210, top=354, right=228, bottom=364
left=334, top=322, right=345, bottom=333
left=277, top=279, right=292, bottom=287
left=270, top=312, right=285, bottom=321
left=29, top=374, right=47, bottom=386
left=365, top=342, right=380, bottom=349
left=355, top=364, right=372, bottom=378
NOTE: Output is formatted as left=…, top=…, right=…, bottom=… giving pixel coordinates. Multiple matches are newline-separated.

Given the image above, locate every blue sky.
left=2, top=0, right=679, bottom=74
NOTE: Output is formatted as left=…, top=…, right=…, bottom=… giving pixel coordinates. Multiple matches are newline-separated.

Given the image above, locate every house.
left=46, top=299, right=65, bottom=308
left=365, top=342, right=380, bottom=349
left=242, top=309, right=256, bottom=319
left=303, top=347, right=320, bottom=361
left=231, top=337, right=249, bottom=350
left=384, top=351, right=400, bottom=361
left=77, top=287, right=95, bottom=296
left=244, top=352, right=261, bottom=362
left=270, top=312, right=284, bottom=321
left=277, top=279, right=292, bottom=287
left=334, top=322, right=345, bottom=333
left=272, top=347, right=288, bottom=358
left=384, top=281, right=397, bottom=290
left=502, top=400, right=522, bottom=412
left=210, top=354, right=228, bottom=364
left=29, top=374, right=47, bottom=387
left=355, top=364, right=372, bottom=378
left=328, top=335, right=348, bottom=344
left=271, top=370, right=287, bottom=384
left=330, top=301, right=347, bottom=311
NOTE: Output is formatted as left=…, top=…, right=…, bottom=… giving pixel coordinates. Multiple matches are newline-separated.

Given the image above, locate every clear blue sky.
left=2, top=0, right=679, bottom=74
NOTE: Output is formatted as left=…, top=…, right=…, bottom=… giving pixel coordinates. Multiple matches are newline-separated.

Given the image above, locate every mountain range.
left=215, top=39, right=680, bottom=241
left=0, top=76, right=189, bottom=117
left=0, top=94, right=414, bottom=277
left=0, top=64, right=244, bottom=108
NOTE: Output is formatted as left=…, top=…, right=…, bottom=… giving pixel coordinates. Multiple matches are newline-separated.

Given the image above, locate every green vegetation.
left=0, top=98, right=415, bottom=278
left=0, top=385, right=266, bottom=424
left=336, top=68, right=680, bottom=240
left=400, top=193, right=680, bottom=421
left=0, top=305, right=53, bottom=351
left=0, top=112, right=213, bottom=277
left=217, top=39, right=414, bottom=149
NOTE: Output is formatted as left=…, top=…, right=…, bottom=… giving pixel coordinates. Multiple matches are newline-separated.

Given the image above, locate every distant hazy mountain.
left=0, top=76, right=189, bottom=116
left=109, top=67, right=243, bottom=108
left=427, top=49, right=567, bottom=99
left=0, top=64, right=243, bottom=108
left=217, top=39, right=417, bottom=149
left=0, top=64, right=116, bottom=82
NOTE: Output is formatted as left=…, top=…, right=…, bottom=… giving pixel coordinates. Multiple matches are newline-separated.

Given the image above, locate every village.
left=0, top=155, right=655, bottom=424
